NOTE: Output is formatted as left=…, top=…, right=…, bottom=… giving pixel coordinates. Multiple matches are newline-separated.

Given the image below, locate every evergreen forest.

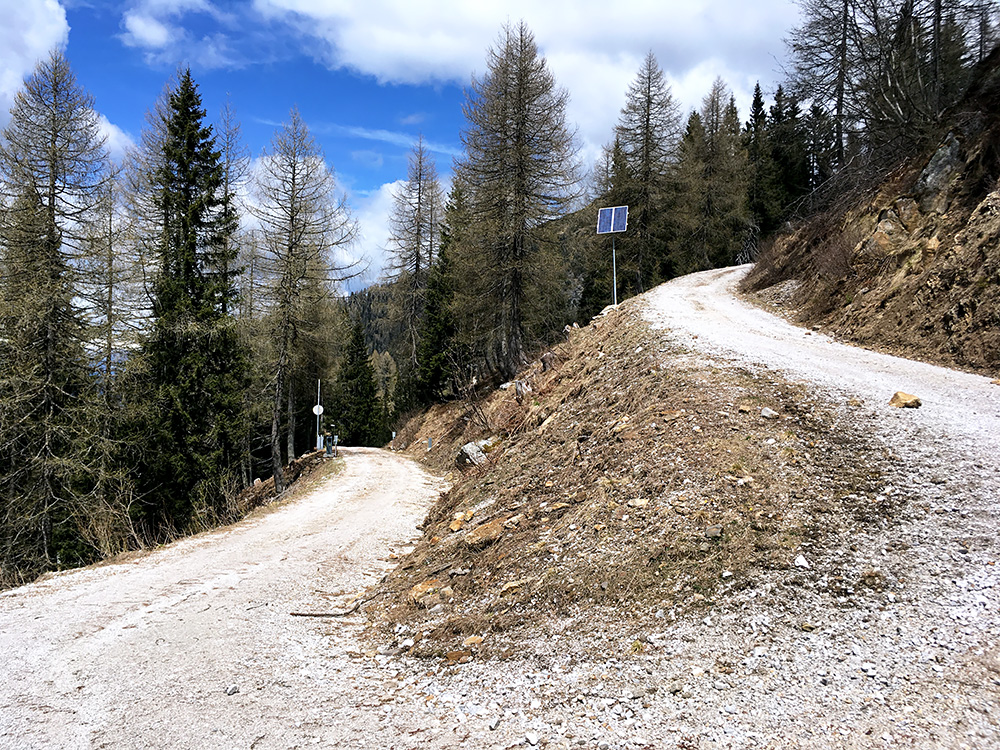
left=1, top=1, right=996, bottom=586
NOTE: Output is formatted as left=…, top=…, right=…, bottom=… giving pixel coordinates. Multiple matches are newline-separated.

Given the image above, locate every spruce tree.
left=770, top=86, right=810, bottom=209
left=333, top=322, right=383, bottom=447
left=134, top=70, right=248, bottom=536
left=417, top=242, right=459, bottom=402
left=744, top=83, right=783, bottom=236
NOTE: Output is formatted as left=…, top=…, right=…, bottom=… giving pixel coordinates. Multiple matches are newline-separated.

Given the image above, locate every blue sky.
left=2, top=0, right=800, bottom=283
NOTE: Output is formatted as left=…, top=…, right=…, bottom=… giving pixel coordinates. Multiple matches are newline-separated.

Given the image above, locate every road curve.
left=641, top=265, right=1000, bottom=471
left=0, top=448, right=445, bottom=750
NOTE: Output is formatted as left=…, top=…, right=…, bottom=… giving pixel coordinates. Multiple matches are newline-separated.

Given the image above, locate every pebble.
left=794, top=555, right=810, bottom=569
left=225, top=684, right=239, bottom=696
left=526, top=732, right=539, bottom=746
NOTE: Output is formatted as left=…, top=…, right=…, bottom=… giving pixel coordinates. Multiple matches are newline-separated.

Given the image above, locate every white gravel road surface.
left=642, top=264, right=1000, bottom=465
left=0, top=448, right=446, bottom=750
left=2, top=266, right=999, bottom=750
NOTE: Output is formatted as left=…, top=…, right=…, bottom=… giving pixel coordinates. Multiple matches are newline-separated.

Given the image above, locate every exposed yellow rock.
left=462, top=635, right=484, bottom=648
left=500, top=578, right=533, bottom=595
left=445, top=650, right=472, bottom=664
left=463, top=517, right=506, bottom=548
left=408, top=579, right=443, bottom=603
left=889, top=391, right=922, bottom=408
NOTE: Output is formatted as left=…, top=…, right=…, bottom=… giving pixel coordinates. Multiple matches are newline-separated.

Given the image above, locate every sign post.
left=596, top=206, right=628, bottom=307
left=313, top=380, right=324, bottom=451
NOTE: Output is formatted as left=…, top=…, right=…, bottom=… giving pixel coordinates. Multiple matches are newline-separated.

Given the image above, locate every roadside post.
left=313, top=379, right=323, bottom=451
left=596, top=205, right=628, bottom=307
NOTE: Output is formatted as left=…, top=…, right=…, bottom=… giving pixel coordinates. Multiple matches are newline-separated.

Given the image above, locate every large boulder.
left=456, top=441, right=488, bottom=468
left=914, top=133, right=962, bottom=213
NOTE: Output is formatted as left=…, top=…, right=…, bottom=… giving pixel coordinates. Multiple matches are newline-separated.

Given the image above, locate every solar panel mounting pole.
left=597, top=205, right=628, bottom=308
left=612, top=237, right=618, bottom=306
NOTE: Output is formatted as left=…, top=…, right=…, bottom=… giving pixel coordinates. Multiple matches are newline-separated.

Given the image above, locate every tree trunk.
left=286, top=379, right=295, bottom=463
left=270, top=364, right=286, bottom=495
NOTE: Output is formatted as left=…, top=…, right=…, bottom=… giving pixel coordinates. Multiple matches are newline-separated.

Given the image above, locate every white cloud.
left=350, top=179, right=403, bottom=288
left=399, top=112, right=426, bottom=126
left=122, top=10, right=174, bottom=49
left=0, top=0, right=69, bottom=126
left=315, top=122, right=462, bottom=158
left=118, top=0, right=240, bottom=69
left=97, top=114, right=136, bottom=164
left=250, top=0, right=798, bottom=172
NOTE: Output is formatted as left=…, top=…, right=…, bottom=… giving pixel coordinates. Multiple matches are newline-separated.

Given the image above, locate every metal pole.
left=612, top=236, right=618, bottom=307
left=315, top=379, right=321, bottom=451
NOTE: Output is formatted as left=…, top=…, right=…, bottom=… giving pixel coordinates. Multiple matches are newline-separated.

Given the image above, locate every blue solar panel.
left=597, top=207, right=613, bottom=234
left=612, top=206, right=628, bottom=232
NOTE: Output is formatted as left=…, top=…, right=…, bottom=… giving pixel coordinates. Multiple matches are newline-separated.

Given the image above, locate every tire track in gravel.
left=0, top=448, right=446, bottom=750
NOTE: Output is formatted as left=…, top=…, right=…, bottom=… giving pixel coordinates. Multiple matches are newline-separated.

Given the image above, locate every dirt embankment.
left=371, top=299, right=898, bottom=658
left=742, top=53, right=1000, bottom=378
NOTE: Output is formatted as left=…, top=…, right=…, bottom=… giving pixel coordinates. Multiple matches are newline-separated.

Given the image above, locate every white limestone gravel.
left=2, top=266, right=998, bottom=749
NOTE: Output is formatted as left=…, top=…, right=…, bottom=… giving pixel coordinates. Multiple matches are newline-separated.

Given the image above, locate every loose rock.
left=464, top=517, right=506, bottom=549
left=889, top=391, right=922, bottom=408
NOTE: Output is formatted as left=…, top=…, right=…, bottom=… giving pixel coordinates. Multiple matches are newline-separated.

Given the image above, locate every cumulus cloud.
left=121, top=10, right=174, bottom=49
left=97, top=114, right=136, bottom=164
left=118, top=0, right=241, bottom=69
left=0, top=0, right=70, bottom=126
left=250, top=0, right=797, bottom=168
left=349, top=180, right=403, bottom=288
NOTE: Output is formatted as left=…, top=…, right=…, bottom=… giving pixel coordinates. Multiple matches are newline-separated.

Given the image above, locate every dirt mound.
left=366, top=301, right=901, bottom=658
left=743, top=59, right=1000, bottom=377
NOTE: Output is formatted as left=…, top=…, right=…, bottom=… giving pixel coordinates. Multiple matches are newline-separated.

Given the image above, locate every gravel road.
left=0, top=448, right=446, bottom=750
left=642, top=265, right=1000, bottom=464
left=2, top=266, right=998, bottom=750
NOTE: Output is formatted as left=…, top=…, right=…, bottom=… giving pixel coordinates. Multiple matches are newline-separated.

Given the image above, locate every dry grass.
left=366, top=302, right=895, bottom=657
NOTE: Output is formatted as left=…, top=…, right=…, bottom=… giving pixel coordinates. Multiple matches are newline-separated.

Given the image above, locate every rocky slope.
left=350, top=274, right=999, bottom=747
left=742, top=51, right=1000, bottom=378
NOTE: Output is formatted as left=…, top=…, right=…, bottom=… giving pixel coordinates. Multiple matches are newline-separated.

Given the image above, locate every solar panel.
left=596, top=205, right=628, bottom=234
left=612, top=205, right=628, bottom=232
left=597, top=207, right=613, bottom=234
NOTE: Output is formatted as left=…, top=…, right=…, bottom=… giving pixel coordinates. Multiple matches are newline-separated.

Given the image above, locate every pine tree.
left=613, top=51, right=681, bottom=291
left=385, top=136, right=443, bottom=369
left=251, top=107, right=356, bottom=493
left=0, top=50, right=110, bottom=581
left=672, top=81, right=750, bottom=273
left=457, top=21, right=579, bottom=380
left=134, top=70, right=249, bottom=536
